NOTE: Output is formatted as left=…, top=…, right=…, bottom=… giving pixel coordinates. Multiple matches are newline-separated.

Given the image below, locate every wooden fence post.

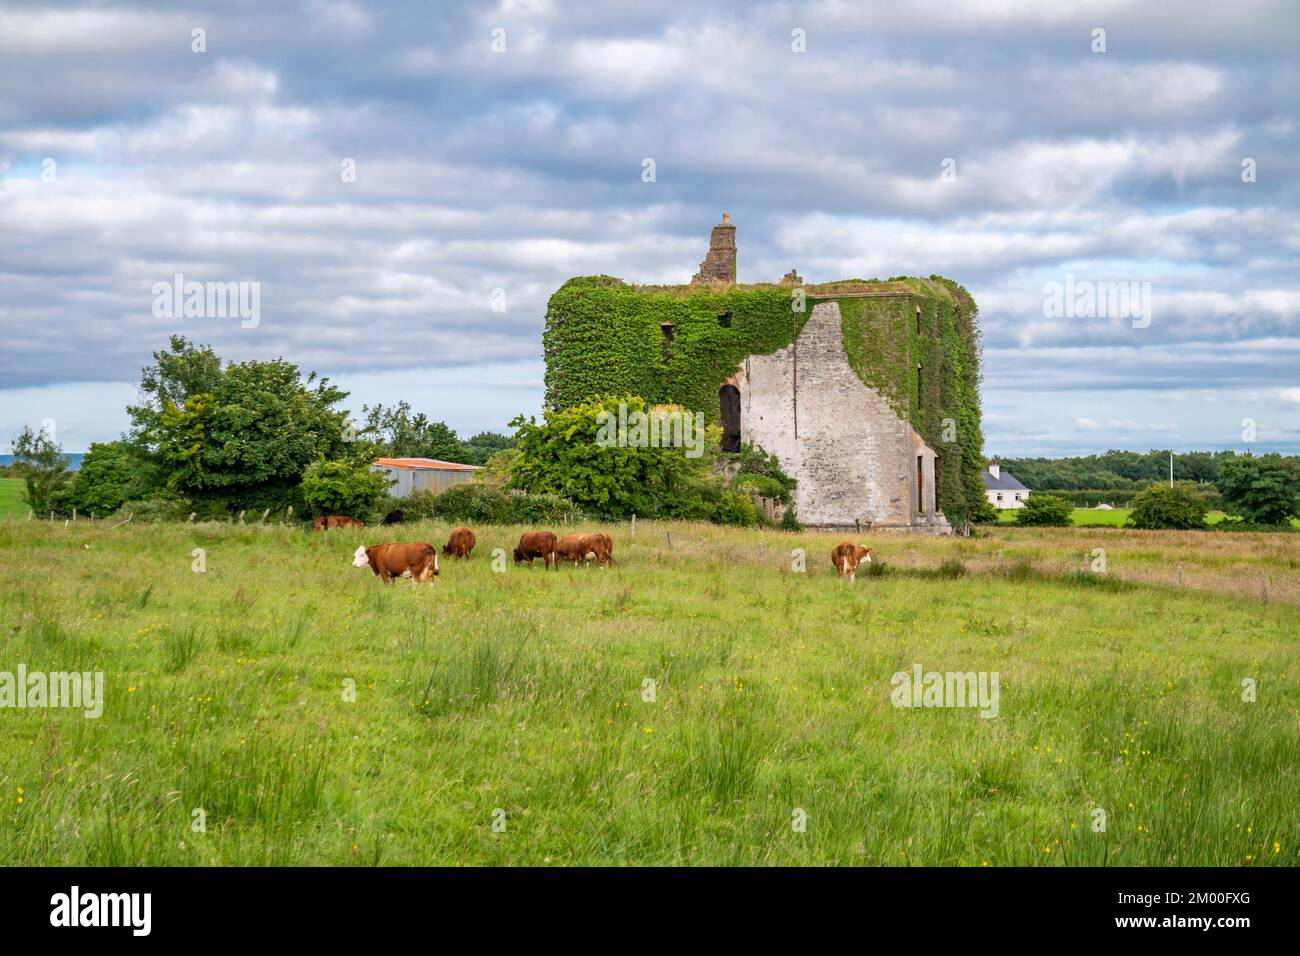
left=630, top=514, right=636, bottom=539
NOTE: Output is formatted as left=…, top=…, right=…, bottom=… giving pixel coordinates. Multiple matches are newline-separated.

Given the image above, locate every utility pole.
left=1169, top=450, right=1174, bottom=488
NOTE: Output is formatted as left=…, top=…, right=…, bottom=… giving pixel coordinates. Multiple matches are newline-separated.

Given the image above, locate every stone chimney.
left=988, top=461, right=1000, bottom=479
left=691, top=213, right=737, bottom=284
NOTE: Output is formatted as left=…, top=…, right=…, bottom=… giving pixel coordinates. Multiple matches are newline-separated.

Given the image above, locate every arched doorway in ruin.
left=719, top=384, right=741, bottom=452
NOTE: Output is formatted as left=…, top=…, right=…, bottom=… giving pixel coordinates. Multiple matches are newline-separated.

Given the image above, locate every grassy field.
left=996, top=506, right=1297, bottom=528
left=0, top=517, right=1296, bottom=866
left=0, top=478, right=25, bottom=519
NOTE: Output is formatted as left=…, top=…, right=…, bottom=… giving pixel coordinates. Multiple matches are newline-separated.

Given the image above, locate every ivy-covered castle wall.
left=542, top=273, right=984, bottom=525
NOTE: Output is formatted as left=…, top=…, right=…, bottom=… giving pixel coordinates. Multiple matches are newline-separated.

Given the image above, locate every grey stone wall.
left=731, top=301, right=951, bottom=533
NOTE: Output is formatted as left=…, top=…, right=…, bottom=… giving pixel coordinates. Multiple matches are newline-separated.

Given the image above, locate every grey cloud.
left=0, top=0, right=1297, bottom=452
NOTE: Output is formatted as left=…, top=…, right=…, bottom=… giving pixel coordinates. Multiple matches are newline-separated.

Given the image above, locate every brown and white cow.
left=443, top=527, right=476, bottom=559
left=352, top=542, right=439, bottom=583
left=830, top=542, right=873, bottom=582
left=514, top=530, right=558, bottom=569
left=314, top=515, right=365, bottom=531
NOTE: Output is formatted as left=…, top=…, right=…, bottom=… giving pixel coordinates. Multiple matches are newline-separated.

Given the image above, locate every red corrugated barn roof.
left=374, top=458, right=480, bottom=471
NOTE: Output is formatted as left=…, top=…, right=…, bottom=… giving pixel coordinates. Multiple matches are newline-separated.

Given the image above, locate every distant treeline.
left=996, top=450, right=1287, bottom=491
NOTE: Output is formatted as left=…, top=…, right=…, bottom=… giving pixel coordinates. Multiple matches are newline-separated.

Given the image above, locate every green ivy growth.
left=543, top=275, right=984, bottom=519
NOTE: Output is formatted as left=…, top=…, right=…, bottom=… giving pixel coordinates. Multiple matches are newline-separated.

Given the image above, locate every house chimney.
left=988, top=461, right=1000, bottom=480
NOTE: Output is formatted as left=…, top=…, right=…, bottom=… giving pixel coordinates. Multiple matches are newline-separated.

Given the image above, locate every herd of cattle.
left=315, top=514, right=873, bottom=584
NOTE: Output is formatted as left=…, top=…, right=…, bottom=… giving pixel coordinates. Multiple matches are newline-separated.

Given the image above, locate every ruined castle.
left=543, top=216, right=984, bottom=532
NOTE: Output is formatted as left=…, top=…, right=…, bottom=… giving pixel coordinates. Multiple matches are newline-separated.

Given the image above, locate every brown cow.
left=314, top=515, right=364, bottom=531
left=555, top=533, right=586, bottom=566
left=556, top=533, right=614, bottom=568
left=352, top=542, right=439, bottom=583
left=514, top=530, right=558, bottom=569
left=580, top=532, right=614, bottom=568
left=443, top=527, right=476, bottom=559
left=831, top=542, right=873, bottom=582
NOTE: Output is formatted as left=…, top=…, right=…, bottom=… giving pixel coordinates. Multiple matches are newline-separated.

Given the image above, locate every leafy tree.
left=300, top=460, right=392, bottom=518
left=127, top=336, right=224, bottom=442
left=1014, top=494, right=1072, bottom=526
left=1128, top=483, right=1208, bottom=530
left=11, top=425, right=72, bottom=514
left=510, top=396, right=694, bottom=518
left=130, top=338, right=351, bottom=513
left=65, top=440, right=159, bottom=517
left=464, top=431, right=518, bottom=466
left=997, top=449, right=1252, bottom=492
left=509, top=395, right=757, bottom=523
left=359, top=402, right=472, bottom=463
left=475, top=447, right=520, bottom=486
left=1218, top=454, right=1300, bottom=525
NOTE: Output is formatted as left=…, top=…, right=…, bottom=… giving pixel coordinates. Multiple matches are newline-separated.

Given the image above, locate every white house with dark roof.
left=980, top=461, right=1030, bottom=509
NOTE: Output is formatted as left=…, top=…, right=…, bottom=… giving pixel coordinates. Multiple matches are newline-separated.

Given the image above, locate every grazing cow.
left=556, top=533, right=614, bottom=568
left=830, top=542, right=873, bottom=582
left=514, top=530, right=558, bottom=569
left=381, top=509, right=406, bottom=526
left=580, top=532, right=614, bottom=568
left=352, top=542, right=439, bottom=584
left=555, top=533, right=586, bottom=566
left=314, top=515, right=364, bottom=531
left=443, top=526, right=476, bottom=559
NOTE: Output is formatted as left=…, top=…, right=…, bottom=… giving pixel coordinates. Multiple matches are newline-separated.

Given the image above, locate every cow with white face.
left=352, top=542, right=440, bottom=584
left=830, top=542, right=873, bottom=582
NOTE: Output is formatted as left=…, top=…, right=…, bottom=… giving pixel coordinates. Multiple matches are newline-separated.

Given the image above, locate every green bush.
left=713, top=489, right=761, bottom=527
left=780, top=506, right=802, bottom=531
left=970, top=498, right=1000, bottom=524
left=433, top=484, right=515, bottom=524
left=392, top=489, right=439, bottom=521
left=1128, top=483, right=1208, bottom=530
left=301, top=459, right=391, bottom=518
left=64, top=440, right=159, bottom=517
left=115, top=490, right=189, bottom=523
left=729, top=443, right=797, bottom=505
left=510, top=492, right=580, bottom=524
left=1014, top=494, right=1073, bottom=526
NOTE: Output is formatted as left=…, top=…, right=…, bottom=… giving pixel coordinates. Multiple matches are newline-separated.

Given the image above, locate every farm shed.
left=372, top=458, right=480, bottom=497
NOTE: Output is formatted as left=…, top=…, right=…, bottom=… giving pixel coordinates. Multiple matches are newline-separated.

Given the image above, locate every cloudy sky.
left=1, top=0, right=1297, bottom=456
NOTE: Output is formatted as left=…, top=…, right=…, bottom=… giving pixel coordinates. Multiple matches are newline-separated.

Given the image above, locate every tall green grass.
left=0, top=518, right=1295, bottom=865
